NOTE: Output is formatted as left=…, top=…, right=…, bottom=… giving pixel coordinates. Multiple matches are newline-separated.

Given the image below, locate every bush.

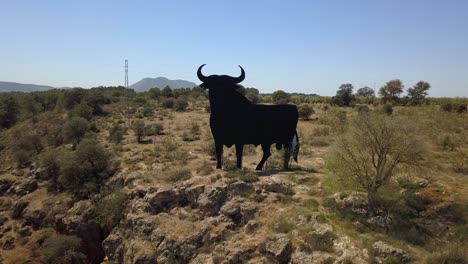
left=182, top=122, right=200, bottom=141
left=46, top=126, right=64, bottom=147
left=109, top=124, right=125, bottom=144
left=300, top=231, right=337, bottom=253
left=454, top=104, right=467, bottom=113
left=382, top=103, right=393, bottom=115
left=175, top=97, right=189, bottom=111
left=441, top=103, right=453, bottom=112
left=39, top=149, right=63, bottom=190
left=142, top=106, right=153, bottom=117
left=298, top=104, right=314, bottom=120
left=162, top=98, right=175, bottom=109
left=72, top=101, right=93, bottom=120
left=166, top=169, right=192, bottom=182
left=58, top=140, right=116, bottom=197
left=356, top=105, right=369, bottom=113
left=95, top=190, right=128, bottom=231
left=154, top=123, right=164, bottom=135
left=131, top=120, right=145, bottom=143
left=272, top=90, right=290, bottom=104
left=41, top=235, right=86, bottom=264
left=63, top=117, right=91, bottom=147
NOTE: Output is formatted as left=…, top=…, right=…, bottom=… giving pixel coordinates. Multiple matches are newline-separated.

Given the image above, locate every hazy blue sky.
left=1, top=0, right=467, bottom=96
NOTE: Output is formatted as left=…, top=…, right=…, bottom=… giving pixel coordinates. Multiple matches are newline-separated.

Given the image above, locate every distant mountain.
left=130, top=77, right=197, bottom=92
left=0, top=81, right=56, bottom=93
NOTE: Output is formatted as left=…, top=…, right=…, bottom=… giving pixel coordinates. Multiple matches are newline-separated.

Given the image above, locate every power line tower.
left=124, top=59, right=129, bottom=88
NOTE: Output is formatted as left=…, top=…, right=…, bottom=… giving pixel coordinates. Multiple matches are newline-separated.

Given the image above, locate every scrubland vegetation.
left=0, top=81, right=467, bottom=263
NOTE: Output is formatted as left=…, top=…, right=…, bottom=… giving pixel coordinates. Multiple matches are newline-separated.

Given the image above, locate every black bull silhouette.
left=197, top=64, right=300, bottom=170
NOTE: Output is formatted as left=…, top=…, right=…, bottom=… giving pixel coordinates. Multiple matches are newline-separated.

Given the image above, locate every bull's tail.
left=283, top=130, right=300, bottom=169
left=292, top=130, right=300, bottom=163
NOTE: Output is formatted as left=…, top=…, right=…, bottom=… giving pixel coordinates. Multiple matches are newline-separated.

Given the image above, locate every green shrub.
left=441, top=103, right=453, bottom=112
left=46, top=126, right=64, bottom=147
left=270, top=217, right=295, bottom=233
left=142, top=106, right=153, bottom=117
left=162, top=98, right=175, bottom=109
left=356, top=105, right=369, bottom=113
left=72, top=101, right=93, bottom=120
left=41, top=235, right=86, bottom=264
left=175, top=97, right=189, bottom=111
left=63, top=117, right=91, bottom=147
left=382, top=103, right=393, bottom=115
left=166, top=169, right=192, bottom=182
left=95, top=190, right=128, bottom=231
left=154, top=123, right=164, bottom=135
left=39, top=149, right=63, bottom=190
left=298, top=103, right=314, bottom=120
left=300, top=231, right=337, bottom=252
left=426, top=245, right=467, bottom=264
left=131, top=120, right=145, bottom=143
left=109, top=124, right=125, bottom=144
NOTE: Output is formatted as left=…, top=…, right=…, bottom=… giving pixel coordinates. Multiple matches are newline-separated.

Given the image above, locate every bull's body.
left=198, top=64, right=299, bottom=170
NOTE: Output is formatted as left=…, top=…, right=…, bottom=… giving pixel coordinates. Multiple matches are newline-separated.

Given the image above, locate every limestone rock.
left=265, top=235, right=293, bottom=264
left=144, top=188, right=182, bottom=214
left=372, top=241, right=410, bottom=263
left=190, top=253, right=215, bottom=264
left=8, top=177, right=38, bottom=196
left=11, top=200, right=29, bottom=219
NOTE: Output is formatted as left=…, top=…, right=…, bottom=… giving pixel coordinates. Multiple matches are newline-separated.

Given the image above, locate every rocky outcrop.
left=372, top=241, right=410, bottom=263
left=11, top=200, right=29, bottom=219
left=265, top=235, right=293, bottom=264
left=0, top=179, right=13, bottom=195
left=7, top=177, right=38, bottom=196
left=57, top=200, right=105, bottom=264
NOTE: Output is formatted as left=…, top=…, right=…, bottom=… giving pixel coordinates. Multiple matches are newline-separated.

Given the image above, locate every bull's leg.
left=215, top=141, right=223, bottom=169
left=256, top=144, right=271, bottom=170
left=235, top=144, right=244, bottom=169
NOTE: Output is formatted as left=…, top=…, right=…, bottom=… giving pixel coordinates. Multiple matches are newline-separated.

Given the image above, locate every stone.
left=1, top=235, right=15, bottom=250
left=12, top=200, right=29, bottom=219
left=22, top=207, right=47, bottom=229
left=144, top=188, right=180, bottom=214
left=245, top=220, right=258, bottom=233
left=190, top=253, right=215, bottom=264
left=0, top=179, right=13, bottom=194
left=102, top=230, right=124, bottom=262
left=8, top=177, right=38, bottom=196
left=265, top=235, right=293, bottom=264
left=227, top=181, right=254, bottom=197
left=198, top=185, right=228, bottom=216
left=17, top=226, right=32, bottom=237
left=220, top=202, right=241, bottom=225
left=291, top=250, right=314, bottom=264
left=372, top=241, right=411, bottom=263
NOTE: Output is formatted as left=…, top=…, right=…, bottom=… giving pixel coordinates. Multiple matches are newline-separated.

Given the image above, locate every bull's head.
left=197, top=64, right=245, bottom=90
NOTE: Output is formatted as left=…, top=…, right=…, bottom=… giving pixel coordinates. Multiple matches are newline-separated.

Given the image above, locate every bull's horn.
left=233, top=65, right=245, bottom=83
left=197, top=64, right=208, bottom=82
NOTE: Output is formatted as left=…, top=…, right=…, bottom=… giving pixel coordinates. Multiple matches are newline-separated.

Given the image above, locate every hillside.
left=130, top=77, right=197, bottom=92
left=0, top=81, right=56, bottom=93
left=0, top=88, right=467, bottom=263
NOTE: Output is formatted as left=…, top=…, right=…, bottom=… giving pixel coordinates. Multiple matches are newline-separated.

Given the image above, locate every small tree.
left=327, top=113, right=426, bottom=216
left=407, top=81, right=430, bottom=105
left=63, top=117, right=90, bottom=148
left=272, top=90, right=290, bottom=104
left=379, top=79, right=404, bottom=104
left=39, top=148, right=62, bottom=191
left=245, top=88, right=260, bottom=103
left=0, top=96, right=20, bottom=129
left=109, top=124, right=125, bottom=144
left=356, top=86, right=375, bottom=97
left=298, top=104, right=314, bottom=120
left=162, top=86, right=173, bottom=97
left=132, top=120, right=145, bottom=143
left=175, top=96, right=189, bottom=111
left=72, top=101, right=93, bottom=120
left=332, top=83, right=355, bottom=107
left=148, top=87, right=161, bottom=99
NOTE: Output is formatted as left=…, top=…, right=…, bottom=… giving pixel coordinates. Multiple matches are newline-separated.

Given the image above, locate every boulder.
left=0, top=179, right=13, bottom=194
left=102, top=230, right=124, bottom=263
left=57, top=200, right=105, bottom=264
left=198, top=185, right=228, bottom=216
left=190, top=253, right=215, bottom=264
left=265, top=235, right=293, bottom=264
left=11, top=200, right=29, bottom=219
left=227, top=181, right=254, bottom=197
left=372, top=241, right=410, bottom=263
left=8, top=177, right=38, bottom=196
left=1, top=235, right=15, bottom=250
left=144, top=188, right=181, bottom=214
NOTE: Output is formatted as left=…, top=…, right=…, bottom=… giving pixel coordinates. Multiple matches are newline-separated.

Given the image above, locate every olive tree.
left=327, top=113, right=426, bottom=216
